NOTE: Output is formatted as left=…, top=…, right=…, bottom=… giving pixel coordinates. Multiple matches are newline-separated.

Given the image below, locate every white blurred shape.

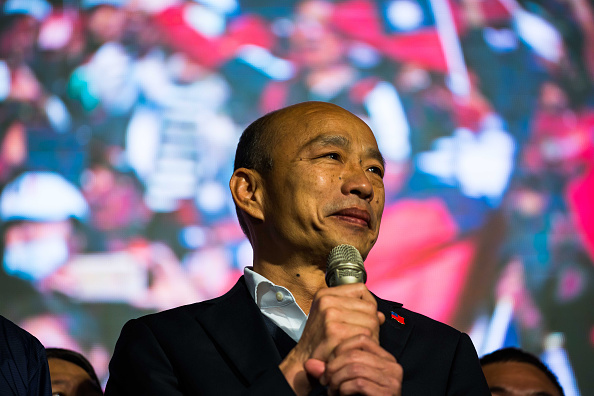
left=193, top=0, right=237, bottom=14
left=125, top=108, right=161, bottom=183
left=513, top=8, right=563, bottom=63
left=44, top=95, right=72, bottom=133
left=133, top=0, right=180, bottom=13
left=196, top=181, right=227, bottom=214
left=84, top=42, right=138, bottom=114
left=454, top=123, right=515, bottom=202
left=4, top=235, right=69, bottom=281
left=236, top=45, right=295, bottom=81
left=542, top=333, right=581, bottom=396
left=60, top=252, right=149, bottom=302
left=348, top=42, right=382, bottom=69
left=237, top=239, right=253, bottom=270
left=483, top=27, right=518, bottom=52
left=4, top=0, right=51, bottom=21
left=184, top=3, right=226, bottom=38
left=417, top=119, right=515, bottom=202
left=364, top=81, right=411, bottom=162
left=386, top=0, right=424, bottom=31
left=480, top=296, right=514, bottom=356
left=0, top=61, right=11, bottom=100
left=38, top=15, right=73, bottom=50
left=181, top=225, right=207, bottom=249
left=416, top=136, right=456, bottom=183
left=429, top=0, right=471, bottom=97
left=132, top=49, right=170, bottom=105
left=468, top=312, right=490, bottom=354
left=0, top=171, right=88, bottom=222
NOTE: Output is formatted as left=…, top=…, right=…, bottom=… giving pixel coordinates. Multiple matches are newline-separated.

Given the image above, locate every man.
left=105, top=101, right=489, bottom=395
left=46, top=348, right=104, bottom=396
left=480, top=347, right=564, bottom=396
left=0, top=315, right=52, bottom=395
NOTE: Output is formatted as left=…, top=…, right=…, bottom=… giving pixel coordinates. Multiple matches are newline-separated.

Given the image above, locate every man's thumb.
left=304, top=358, right=325, bottom=379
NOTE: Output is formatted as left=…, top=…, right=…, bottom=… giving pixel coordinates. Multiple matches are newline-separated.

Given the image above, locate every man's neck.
left=252, top=261, right=327, bottom=315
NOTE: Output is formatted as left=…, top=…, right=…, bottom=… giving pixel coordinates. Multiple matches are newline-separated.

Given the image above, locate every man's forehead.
left=264, top=102, right=381, bottom=158
left=483, top=362, right=561, bottom=396
left=274, top=103, right=375, bottom=140
left=274, top=101, right=356, bottom=124
left=299, top=133, right=385, bottom=166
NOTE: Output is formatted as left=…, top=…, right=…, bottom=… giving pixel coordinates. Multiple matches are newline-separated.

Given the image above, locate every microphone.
left=325, top=244, right=366, bottom=287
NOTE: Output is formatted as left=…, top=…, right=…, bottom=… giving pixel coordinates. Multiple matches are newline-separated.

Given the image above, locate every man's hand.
left=279, top=283, right=392, bottom=395
left=306, top=334, right=403, bottom=396
left=304, top=283, right=384, bottom=360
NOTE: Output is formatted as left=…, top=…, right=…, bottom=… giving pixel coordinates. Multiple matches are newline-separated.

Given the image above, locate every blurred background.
left=0, top=0, right=592, bottom=393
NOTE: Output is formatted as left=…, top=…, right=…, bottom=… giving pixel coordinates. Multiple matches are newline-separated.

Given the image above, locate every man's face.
left=259, top=102, right=385, bottom=262
left=48, top=358, right=102, bottom=396
left=482, top=361, right=562, bottom=396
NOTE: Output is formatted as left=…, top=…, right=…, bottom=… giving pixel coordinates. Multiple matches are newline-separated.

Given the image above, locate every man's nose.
left=341, top=164, right=374, bottom=201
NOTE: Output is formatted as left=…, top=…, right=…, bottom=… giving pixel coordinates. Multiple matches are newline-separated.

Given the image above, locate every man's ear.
left=229, top=168, right=265, bottom=222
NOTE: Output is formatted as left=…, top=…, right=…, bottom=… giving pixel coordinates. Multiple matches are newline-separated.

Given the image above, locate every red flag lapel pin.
left=391, top=311, right=405, bottom=325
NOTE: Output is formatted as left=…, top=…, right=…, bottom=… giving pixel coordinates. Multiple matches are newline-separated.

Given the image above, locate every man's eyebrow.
left=366, top=147, right=385, bottom=169
left=51, top=379, right=70, bottom=386
left=301, top=134, right=385, bottom=168
left=302, top=134, right=350, bottom=149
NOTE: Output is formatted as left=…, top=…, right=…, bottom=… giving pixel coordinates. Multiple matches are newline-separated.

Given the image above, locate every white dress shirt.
left=244, top=267, right=308, bottom=342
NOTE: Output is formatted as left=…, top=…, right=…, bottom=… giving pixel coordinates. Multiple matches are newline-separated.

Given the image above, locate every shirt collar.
left=244, top=266, right=267, bottom=302
left=243, top=266, right=308, bottom=341
left=244, top=266, right=298, bottom=308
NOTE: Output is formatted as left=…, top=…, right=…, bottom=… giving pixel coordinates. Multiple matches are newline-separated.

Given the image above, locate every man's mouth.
left=332, top=208, right=371, bottom=228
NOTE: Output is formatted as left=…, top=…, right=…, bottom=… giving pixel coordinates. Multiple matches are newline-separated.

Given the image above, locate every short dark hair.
left=233, top=111, right=280, bottom=173
left=480, top=347, right=564, bottom=396
left=232, top=109, right=280, bottom=238
left=46, top=347, right=103, bottom=393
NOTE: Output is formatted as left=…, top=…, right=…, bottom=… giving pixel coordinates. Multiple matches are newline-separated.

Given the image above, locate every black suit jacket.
left=105, top=277, right=489, bottom=395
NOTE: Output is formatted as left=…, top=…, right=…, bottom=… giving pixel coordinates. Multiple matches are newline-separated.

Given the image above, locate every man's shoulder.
left=375, top=298, right=489, bottom=394
left=0, top=314, right=45, bottom=353
left=401, top=307, right=461, bottom=335
left=375, top=296, right=463, bottom=338
left=0, top=315, right=49, bottom=393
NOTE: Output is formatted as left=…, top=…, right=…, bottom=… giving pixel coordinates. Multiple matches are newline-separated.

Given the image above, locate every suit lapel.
left=376, top=297, right=413, bottom=360
left=198, top=277, right=282, bottom=385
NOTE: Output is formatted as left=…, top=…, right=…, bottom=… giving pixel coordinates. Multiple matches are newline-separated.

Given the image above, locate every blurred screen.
left=0, top=0, right=592, bottom=393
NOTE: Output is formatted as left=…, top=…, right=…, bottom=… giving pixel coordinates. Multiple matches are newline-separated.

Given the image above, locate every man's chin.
left=318, top=223, right=378, bottom=257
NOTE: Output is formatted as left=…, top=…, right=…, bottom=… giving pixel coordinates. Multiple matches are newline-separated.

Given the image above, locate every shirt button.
left=275, top=291, right=284, bottom=302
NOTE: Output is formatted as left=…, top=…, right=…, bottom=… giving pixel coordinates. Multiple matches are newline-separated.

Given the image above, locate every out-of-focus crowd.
left=0, top=0, right=592, bottom=392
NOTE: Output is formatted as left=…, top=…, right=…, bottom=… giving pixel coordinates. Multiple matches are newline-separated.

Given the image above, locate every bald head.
left=233, top=101, right=356, bottom=174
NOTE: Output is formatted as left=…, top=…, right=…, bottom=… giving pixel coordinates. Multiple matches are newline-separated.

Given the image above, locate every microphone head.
left=325, top=244, right=366, bottom=287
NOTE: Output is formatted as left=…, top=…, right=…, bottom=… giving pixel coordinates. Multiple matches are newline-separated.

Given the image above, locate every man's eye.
left=368, top=166, right=384, bottom=178
left=324, top=153, right=340, bottom=160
